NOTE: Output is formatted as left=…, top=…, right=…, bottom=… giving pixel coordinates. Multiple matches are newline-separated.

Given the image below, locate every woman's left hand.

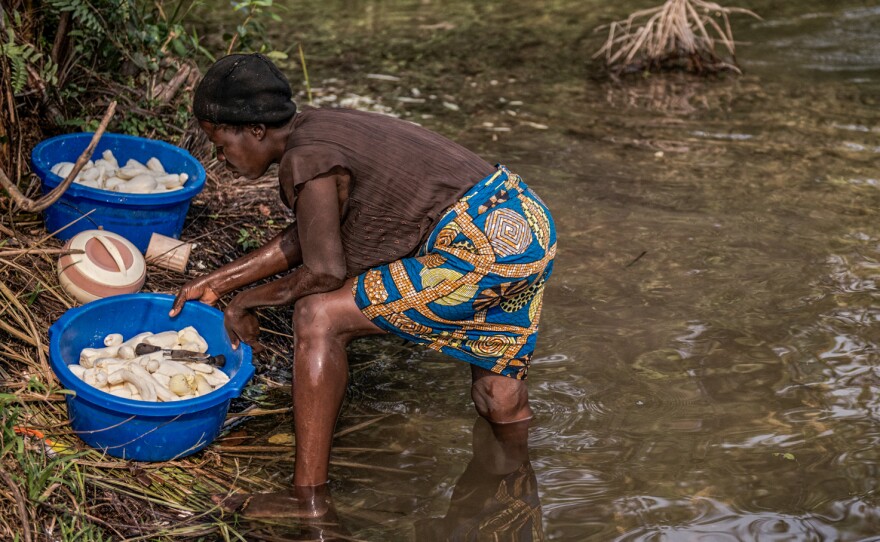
left=224, top=294, right=264, bottom=354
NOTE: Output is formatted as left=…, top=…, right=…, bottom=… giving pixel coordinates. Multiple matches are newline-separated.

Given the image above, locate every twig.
left=36, top=208, right=97, bottom=243
left=38, top=502, right=127, bottom=540
left=153, top=63, right=193, bottom=104
left=10, top=394, right=68, bottom=403
left=0, top=467, right=32, bottom=542
left=333, top=414, right=391, bottom=439
left=0, top=101, right=116, bottom=212
left=215, top=445, right=292, bottom=453
left=0, top=280, right=50, bottom=379
left=329, top=460, right=409, bottom=474
left=625, top=250, right=648, bottom=268
left=0, top=308, right=39, bottom=347
left=0, top=257, right=72, bottom=308
left=0, top=248, right=83, bottom=257
left=225, top=407, right=291, bottom=418
left=50, top=12, right=71, bottom=65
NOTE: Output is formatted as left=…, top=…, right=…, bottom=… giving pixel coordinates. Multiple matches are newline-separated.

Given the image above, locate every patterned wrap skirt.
left=352, top=165, right=557, bottom=379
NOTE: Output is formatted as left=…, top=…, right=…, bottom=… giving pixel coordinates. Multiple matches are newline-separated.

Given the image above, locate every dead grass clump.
left=0, top=139, right=410, bottom=538
left=0, top=147, right=292, bottom=539
left=594, top=0, right=761, bottom=75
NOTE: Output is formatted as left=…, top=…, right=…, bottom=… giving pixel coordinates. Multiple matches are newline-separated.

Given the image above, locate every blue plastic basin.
left=48, top=293, right=254, bottom=462
left=31, top=133, right=207, bottom=252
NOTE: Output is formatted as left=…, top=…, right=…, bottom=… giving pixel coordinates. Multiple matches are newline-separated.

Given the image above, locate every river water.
left=195, top=1, right=880, bottom=539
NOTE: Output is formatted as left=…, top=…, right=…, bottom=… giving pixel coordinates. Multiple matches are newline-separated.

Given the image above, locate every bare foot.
left=211, top=486, right=332, bottom=518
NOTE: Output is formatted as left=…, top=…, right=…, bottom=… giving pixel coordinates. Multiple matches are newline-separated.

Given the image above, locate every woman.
left=170, top=53, right=556, bottom=516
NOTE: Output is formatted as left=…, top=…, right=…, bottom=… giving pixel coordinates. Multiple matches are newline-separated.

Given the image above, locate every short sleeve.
left=279, top=144, right=351, bottom=209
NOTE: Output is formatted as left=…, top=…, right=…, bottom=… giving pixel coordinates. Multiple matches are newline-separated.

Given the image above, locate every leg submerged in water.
left=212, top=485, right=334, bottom=518
left=212, top=278, right=384, bottom=518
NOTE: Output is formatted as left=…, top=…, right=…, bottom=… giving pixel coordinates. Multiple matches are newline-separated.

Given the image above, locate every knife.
left=134, top=343, right=226, bottom=367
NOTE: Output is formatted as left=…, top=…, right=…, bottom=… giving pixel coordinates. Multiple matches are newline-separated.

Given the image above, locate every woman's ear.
left=250, top=124, right=267, bottom=140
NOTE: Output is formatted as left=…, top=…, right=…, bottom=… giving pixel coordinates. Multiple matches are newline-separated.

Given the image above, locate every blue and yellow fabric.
left=353, top=165, right=557, bottom=380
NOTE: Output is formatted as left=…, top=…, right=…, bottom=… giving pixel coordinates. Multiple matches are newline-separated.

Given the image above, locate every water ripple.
left=612, top=496, right=861, bottom=541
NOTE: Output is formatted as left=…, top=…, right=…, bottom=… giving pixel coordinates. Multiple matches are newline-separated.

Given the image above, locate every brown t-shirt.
left=281, top=106, right=496, bottom=277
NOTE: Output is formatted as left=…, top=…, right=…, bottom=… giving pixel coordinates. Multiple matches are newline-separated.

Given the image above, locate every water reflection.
left=414, top=417, right=543, bottom=541
left=190, top=0, right=880, bottom=538
left=234, top=416, right=543, bottom=541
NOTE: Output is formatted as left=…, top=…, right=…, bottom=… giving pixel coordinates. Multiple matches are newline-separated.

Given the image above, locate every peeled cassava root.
left=70, top=326, right=230, bottom=401
left=51, top=150, right=189, bottom=194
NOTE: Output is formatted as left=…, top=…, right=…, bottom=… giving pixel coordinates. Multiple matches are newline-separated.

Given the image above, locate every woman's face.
left=199, top=120, right=271, bottom=179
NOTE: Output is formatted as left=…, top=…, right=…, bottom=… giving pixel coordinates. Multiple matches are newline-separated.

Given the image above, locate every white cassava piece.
left=69, top=327, right=230, bottom=402
left=51, top=150, right=189, bottom=194
left=57, top=230, right=146, bottom=303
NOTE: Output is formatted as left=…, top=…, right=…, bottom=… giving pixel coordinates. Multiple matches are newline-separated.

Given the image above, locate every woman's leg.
left=470, top=365, right=534, bottom=424
left=213, top=277, right=384, bottom=518
left=290, top=277, right=384, bottom=486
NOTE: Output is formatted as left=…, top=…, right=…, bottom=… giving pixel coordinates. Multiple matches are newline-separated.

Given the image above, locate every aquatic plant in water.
left=594, top=0, right=761, bottom=75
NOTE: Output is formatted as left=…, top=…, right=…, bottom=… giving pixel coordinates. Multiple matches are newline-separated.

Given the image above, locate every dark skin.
left=170, top=121, right=347, bottom=349
left=171, top=116, right=534, bottom=518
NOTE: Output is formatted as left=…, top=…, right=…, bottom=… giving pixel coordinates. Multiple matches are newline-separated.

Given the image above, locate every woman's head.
left=194, top=54, right=297, bottom=179
left=193, top=53, right=297, bottom=125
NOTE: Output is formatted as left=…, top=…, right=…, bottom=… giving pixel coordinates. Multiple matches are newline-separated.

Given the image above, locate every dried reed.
left=0, top=149, right=392, bottom=539
left=594, top=0, right=761, bottom=74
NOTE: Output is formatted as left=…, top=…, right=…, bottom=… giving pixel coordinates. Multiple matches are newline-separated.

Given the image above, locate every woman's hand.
left=168, top=223, right=305, bottom=319
left=169, top=275, right=222, bottom=317
left=223, top=293, right=264, bottom=353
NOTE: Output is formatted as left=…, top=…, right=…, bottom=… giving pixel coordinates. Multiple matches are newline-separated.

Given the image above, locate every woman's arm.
left=169, top=221, right=302, bottom=317
left=223, top=170, right=349, bottom=347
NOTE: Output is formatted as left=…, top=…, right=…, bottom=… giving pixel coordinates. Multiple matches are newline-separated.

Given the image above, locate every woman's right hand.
left=169, top=275, right=222, bottom=317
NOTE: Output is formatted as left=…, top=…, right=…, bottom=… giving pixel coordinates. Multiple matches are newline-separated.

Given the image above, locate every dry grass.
left=594, top=0, right=761, bottom=75
left=0, top=129, right=390, bottom=540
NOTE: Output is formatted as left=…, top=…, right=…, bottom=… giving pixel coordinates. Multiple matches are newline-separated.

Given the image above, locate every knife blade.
left=134, top=343, right=227, bottom=367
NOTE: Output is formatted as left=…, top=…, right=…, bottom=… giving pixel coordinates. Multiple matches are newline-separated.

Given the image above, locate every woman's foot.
left=211, top=485, right=332, bottom=518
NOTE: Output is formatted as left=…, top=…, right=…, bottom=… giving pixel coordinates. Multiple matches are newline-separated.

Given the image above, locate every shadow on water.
left=193, top=0, right=880, bottom=539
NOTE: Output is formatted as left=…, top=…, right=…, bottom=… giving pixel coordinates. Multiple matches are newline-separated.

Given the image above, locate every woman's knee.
left=291, top=295, right=351, bottom=387
left=470, top=372, right=533, bottom=424
left=293, top=294, right=334, bottom=343
left=293, top=279, right=383, bottom=345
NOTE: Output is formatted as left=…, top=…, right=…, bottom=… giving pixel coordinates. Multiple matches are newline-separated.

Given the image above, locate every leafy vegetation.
left=0, top=396, right=96, bottom=542
left=0, top=27, right=58, bottom=94
left=225, top=0, right=285, bottom=56
left=237, top=226, right=262, bottom=251
left=0, top=0, right=286, bottom=204
left=0, top=2, right=289, bottom=539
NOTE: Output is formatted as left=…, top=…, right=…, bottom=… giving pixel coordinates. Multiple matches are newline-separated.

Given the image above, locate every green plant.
left=0, top=27, right=59, bottom=94
left=226, top=0, right=283, bottom=55
left=0, top=1, right=213, bottom=144
left=44, top=0, right=206, bottom=72
left=0, top=399, right=100, bottom=540
left=237, top=227, right=261, bottom=250
left=298, top=42, right=313, bottom=105
left=25, top=377, right=46, bottom=394
left=25, top=284, right=43, bottom=306
left=57, top=517, right=111, bottom=542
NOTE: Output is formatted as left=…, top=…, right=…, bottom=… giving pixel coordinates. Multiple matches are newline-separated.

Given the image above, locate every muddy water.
left=196, top=1, right=880, bottom=539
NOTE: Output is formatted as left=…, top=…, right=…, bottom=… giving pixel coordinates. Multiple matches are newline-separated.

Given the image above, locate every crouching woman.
left=170, top=53, right=557, bottom=517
